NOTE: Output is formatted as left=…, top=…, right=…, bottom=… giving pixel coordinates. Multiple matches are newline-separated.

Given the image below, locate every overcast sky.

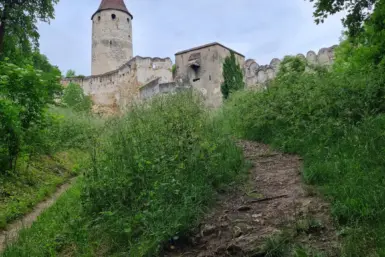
left=37, top=0, right=346, bottom=75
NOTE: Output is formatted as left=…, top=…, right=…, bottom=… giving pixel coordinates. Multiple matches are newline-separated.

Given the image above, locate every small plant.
left=295, top=217, right=324, bottom=234
left=263, top=232, right=291, bottom=257
left=293, top=245, right=327, bottom=257
left=171, top=64, right=177, bottom=78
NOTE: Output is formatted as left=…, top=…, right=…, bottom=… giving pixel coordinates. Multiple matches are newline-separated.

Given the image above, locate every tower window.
left=98, top=16, right=101, bottom=21
left=127, top=18, right=130, bottom=23
left=111, top=14, right=116, bottom=20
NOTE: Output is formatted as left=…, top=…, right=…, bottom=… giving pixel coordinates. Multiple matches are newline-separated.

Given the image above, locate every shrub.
left=61, top=82, right=92, bottom=113
left=0, top=60, right=62, bottom=172
left=81, top=90, right=245, bottom=256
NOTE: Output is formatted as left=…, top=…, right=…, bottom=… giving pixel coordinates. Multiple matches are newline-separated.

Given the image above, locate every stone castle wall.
left=62, top=45, right=338, bottom=114
left=61, top=56, right=172, bottom=114
left=244, top=45, right=337, bottom=89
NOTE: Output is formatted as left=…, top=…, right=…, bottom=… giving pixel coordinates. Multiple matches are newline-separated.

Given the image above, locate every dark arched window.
left=111, top=14, right=116, bottom=20
left=127, top=18, right=130, bottom=23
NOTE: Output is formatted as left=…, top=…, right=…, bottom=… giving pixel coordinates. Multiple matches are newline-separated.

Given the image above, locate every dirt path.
left=0, top=178, right=76, bottom=253
left=164, top=141, right=340, bottom=256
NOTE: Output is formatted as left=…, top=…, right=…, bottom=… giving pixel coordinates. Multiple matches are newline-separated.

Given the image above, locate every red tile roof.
left=91, top=0, right=133, bottom=20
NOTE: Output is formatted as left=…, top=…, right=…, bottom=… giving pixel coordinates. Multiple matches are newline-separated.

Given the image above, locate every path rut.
left=0, top=178, right=76, bottom=253
left=164, top=140, right=340, bottom=256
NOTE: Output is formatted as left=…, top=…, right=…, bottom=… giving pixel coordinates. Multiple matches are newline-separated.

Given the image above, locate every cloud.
left=37, top=0, right=345, bottom=75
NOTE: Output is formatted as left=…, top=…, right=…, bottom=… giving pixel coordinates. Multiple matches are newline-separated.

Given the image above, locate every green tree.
left=331, top=0, right=385, bottom=72
left=0, top=60, right=62, bottom=171
left=221, top=51, right=245, bottom=100
left=65, top=69, right=76, bottom=78
left=0, top=0, right=59, bottom=55
left=308, top=0, right=376, bottom=37
left=62, top=82, right=92, bottom=113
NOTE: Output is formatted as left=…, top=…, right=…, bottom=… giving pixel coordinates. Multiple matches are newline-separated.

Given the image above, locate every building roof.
left=175, top=42, right=245, bottom=57
left=91, top=0, right=133, bottom=20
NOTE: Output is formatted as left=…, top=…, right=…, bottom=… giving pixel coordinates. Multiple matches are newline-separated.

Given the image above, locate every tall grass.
left=80, top=90, right=245, bottom=256
left=221, top=61, right=385, bottom=255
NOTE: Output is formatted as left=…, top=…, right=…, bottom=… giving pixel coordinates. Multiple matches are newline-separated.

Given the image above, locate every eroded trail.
left=0, top=178, right=75, bottom=253
left=165, top=141, right=340, bottom=256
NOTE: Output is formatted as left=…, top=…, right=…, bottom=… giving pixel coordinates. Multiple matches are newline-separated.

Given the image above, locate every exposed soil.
left=0, top=178, right=76, bottom=253
left=164, top=140, right=340, bottom=257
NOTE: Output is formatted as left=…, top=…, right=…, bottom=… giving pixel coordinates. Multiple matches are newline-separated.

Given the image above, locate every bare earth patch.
left=164, top=140, right=340, bottom=256
left=0, top=178, right=76, bottom=253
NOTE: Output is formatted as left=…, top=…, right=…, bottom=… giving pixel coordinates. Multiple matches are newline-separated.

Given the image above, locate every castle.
left=61, top=0, right=337, bottom=114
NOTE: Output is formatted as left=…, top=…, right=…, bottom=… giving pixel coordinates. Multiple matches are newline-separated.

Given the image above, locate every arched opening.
left=111, top=14, right=116, bottom=20
left=127, top=18, right=130, bottom=23
left=98, top=16, right=101, bottom=21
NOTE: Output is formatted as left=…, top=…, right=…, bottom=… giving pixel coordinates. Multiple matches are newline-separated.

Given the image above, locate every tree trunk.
left=0, top=5, right=8, bottom=55
left=0, top=21, right=5, bottom=54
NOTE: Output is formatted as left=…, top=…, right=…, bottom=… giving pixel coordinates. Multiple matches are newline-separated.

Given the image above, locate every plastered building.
left=61, top=0, right=337, bottom=114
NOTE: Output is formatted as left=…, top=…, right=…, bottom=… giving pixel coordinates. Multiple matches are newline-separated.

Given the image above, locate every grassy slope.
left=1, top=181, right=93, bottom=257
left=221, top=66, right=385, bottom=256
left=0, top=150, right=87, bottom=229
left=2, top=92, right=247, bottom=257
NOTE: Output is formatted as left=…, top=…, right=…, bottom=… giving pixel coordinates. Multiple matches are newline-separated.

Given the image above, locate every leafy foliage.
left=171, top=64, right=177, bottom=78
left=308, top=0, right=376, bottom=37
left=62, top=82, right=92, bottom=113
left=0, top=0, right=59, bottom=55
left=0, top=60, right=62, bottom=171
left=221, top=51, right=245, bottom=99
left=65, top=69, right=76, bottom=78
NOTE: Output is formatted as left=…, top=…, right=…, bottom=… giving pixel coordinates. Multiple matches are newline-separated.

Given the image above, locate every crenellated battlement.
left=243, top=45, right=338, bottom=89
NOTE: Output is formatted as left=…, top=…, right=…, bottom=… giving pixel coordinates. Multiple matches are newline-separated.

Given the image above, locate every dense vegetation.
left=220, top=1, right=385, bottom=255
left=0, top=0, right=99, bottom=229
left=2, top=92, right=246, bottom=256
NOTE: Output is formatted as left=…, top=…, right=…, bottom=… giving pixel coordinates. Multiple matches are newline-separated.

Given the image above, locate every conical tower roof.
left=91, top=0, right=133, bottom=20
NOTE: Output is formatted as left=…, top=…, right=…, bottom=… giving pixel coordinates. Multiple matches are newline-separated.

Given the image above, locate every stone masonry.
left=61, top=0, right=337, bottom=114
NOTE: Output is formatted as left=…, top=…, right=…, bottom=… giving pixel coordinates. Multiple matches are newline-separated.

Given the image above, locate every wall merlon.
left=244, top=45, right=337, bottom=89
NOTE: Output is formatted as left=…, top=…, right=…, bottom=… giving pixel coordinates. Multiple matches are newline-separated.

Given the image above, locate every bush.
left=61, top=82, right=92, bottom=113
left=81, top=91, right=245, bottom=256
left=0, top=60, right=62, bottom=172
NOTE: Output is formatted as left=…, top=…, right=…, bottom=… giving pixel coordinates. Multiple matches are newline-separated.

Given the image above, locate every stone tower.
left=91, top=0, right=133, bottom=75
